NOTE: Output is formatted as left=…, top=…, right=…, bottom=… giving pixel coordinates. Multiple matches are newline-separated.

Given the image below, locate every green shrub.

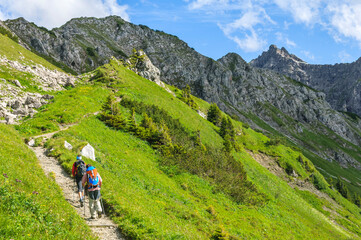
left=285, top=162, right=294, bottom=175
left=312, top=172, right=329, bottom=190
left=179, top=84, right=198, bottom=110
left=105, top=98, right=268, bottom=205
left=211, top=225, right=229, bottom=240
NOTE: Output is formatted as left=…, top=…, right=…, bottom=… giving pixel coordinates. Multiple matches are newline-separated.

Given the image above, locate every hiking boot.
left=80, top=201, right=84, bottom=207
left=90, top=216, right=96, bottom=220
left=98, top=211, right=102, bottom=218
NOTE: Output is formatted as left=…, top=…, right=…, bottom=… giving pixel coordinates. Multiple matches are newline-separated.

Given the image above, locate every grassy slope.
left=0, top=34, right=60, bottom=70
left=0, top=124, right=96, bottom=240
left=243, top=107, right=361, bottom=199
left=16, top=60, right=361, bottom=239
left=0, top=33, right=64, bottom=97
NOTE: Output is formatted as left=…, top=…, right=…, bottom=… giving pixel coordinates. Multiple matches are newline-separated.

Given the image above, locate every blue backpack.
left=86, top=166, right=99, bottom=189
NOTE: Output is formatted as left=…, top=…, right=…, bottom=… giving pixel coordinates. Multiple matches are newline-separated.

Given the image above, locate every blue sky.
left=1, top=0, right=361, bottom=64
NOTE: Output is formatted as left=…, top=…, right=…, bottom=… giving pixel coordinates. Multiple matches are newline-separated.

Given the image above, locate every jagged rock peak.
left=251, top=45, right=307, bottom=67
left=218, top=52, right=248, bottom=65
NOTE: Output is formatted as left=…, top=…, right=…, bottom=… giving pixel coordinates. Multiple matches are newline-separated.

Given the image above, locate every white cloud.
left=188, top=0, right=241, bottom=11
left=327, top=1, right=361, bottom=47
left=187, top=0, right=361, bottom=53
left=0, top=0, right=129, bottom=29
left=276, top=32, right=296, bottom=48
left=217, top=6, right=274, bottom=52
left=273, top=0, right=322, bottom=25
left=230, top=30, right=267, bottom=52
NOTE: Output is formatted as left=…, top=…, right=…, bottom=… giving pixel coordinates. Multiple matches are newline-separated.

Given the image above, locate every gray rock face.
left=250, top=45, right=361, bottom=117
left=5, top=16, right=361, bottom=169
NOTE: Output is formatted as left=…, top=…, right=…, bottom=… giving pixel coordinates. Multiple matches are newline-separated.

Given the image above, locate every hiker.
left=82, top=164, right=103, bottom=219
left=72, top=155, right=86, bottom=207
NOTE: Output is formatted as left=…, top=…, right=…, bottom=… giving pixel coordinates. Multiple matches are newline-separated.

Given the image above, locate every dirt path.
left=29, top=129, right=125, bottom=240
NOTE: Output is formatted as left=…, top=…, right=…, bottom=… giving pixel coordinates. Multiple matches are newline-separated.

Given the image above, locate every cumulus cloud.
left=0, top=0, right=129, bottom=29
left=273, top=0, right=322, bottom=25
left=229, top=30, right=267, bottom=52
left=327, top=1, right=361, bottom=46
left=188, top=0, right=245, bottom=11
left=218, top=7, right=273, bottom=52
left=276, top=32, right=296, bottom=48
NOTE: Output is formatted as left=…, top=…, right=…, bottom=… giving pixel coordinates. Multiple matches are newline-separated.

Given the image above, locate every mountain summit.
left=250, top=44, right=307, bottom=68
left=251, top=45, right=361, bottom=117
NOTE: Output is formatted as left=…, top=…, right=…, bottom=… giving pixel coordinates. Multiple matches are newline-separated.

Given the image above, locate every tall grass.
left=0, top=124, right=96, bottom=239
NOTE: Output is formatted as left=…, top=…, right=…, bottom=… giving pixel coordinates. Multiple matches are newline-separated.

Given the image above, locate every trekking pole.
left=72, top=180, right=75, bottom=202
left=84, top=191, right=86, bottom=216
left=100, top=196, right=106, bottom=217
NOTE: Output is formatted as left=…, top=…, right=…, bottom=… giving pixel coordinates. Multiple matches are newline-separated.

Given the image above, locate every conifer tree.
left=181, top=84, right=198, bottom=109
left=102, top=93, right=120, bottom=115
left=219, top=116, right=228, bottom=138
left=128, top=108, right=138, bottom=132
left=207, top=103, right=222, bottom=126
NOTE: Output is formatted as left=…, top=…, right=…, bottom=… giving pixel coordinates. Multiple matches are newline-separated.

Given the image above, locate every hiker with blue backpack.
left=72, top=155, right=86, bottom=207
left=82, top=163, right=103, bottom=219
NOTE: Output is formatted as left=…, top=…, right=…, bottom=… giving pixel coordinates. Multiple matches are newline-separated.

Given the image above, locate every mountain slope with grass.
left=9, top=55, right=361, bottom=239
left=1, top=21, right=361, bottom=239
left=5, top=16, right=361, bottom=204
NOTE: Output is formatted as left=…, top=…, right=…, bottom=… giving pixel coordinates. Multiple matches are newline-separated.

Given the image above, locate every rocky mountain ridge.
left=250, top=45, right=361, bottom=117
left=3, top=16, right=361, bottom=170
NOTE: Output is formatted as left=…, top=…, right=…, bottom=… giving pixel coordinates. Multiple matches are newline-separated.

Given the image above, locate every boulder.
left=64, top=140, right=73, bottom=150
left=13, top=108, right=28, bottom=116
left=28, top=139, right=35, bottom=147
left=42, top=94, right=54, bottom=100
left=197, top=110, right=206, bottom=119
left=11, top=100, right=22, bottom=109
left=5, top=113, right=16, bottom=124
left=81, top=144, right=96, bottom=161
left=13, top=79, right=22, bottom=88
left=64, top=78, right=75, bottom=88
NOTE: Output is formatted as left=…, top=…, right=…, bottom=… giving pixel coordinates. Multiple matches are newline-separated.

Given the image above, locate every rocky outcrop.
left=123, top=51, right=174, bottom=95
left=0, top=55, right=76, bottom=124
left=250, top=45, right=361, bottom=117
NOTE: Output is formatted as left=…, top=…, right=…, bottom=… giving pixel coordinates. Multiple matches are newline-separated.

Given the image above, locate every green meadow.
left=13, top=59, right=361, bottom=239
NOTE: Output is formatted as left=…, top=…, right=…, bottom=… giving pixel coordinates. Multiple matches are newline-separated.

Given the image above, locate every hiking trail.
left=29, top=125, right=125, bottom=240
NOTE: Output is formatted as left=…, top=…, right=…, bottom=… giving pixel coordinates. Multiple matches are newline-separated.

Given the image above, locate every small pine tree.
left=223, top=135, right=233, bottom=153
left=180, top=84, right=198, bottom=110
left=207, top=103, right=222, bottom=126
left=194, top=130, right=206, bottom=151
left=219, top=116, right=228, bottom=138
left=354, top=194, right=361, bottom=207
left=128, top=108, right=138, bottom=132
left=102, top=94, right=120, bottom=116
left=336, top=178, right=351, bottom=200
left=159, top=122, right=172, bottom=146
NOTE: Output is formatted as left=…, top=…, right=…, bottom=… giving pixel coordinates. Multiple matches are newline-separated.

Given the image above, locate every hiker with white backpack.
left=72, top=155, right=86, bottom=207
left=82, top=164, right=103, bottom=219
